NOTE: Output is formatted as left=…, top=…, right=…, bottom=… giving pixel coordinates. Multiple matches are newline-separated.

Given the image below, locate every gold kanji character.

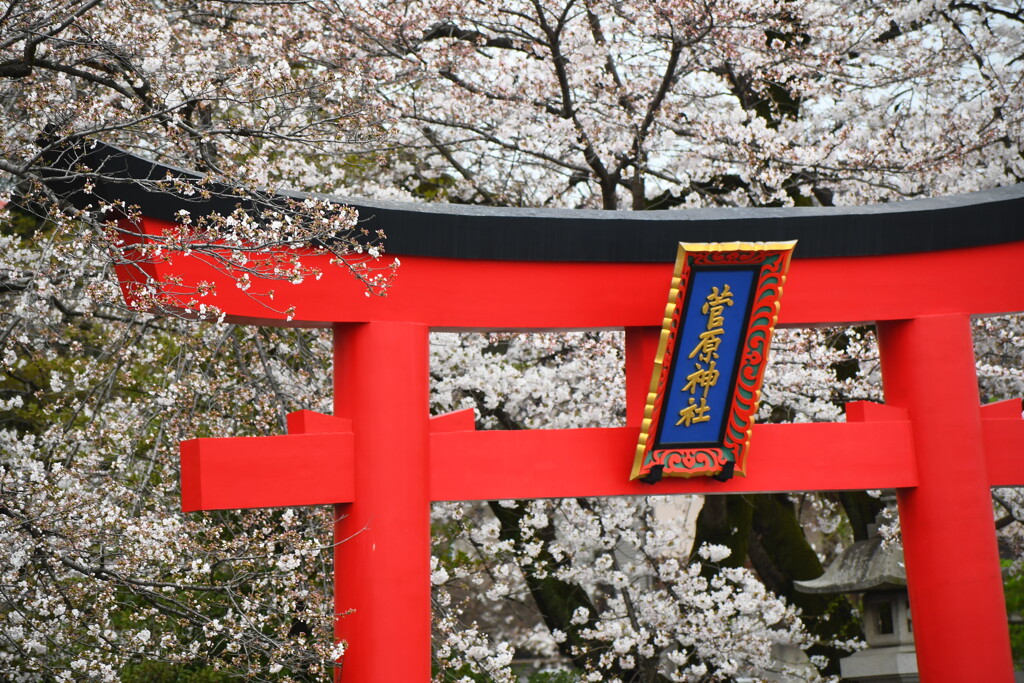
left=689, top=327, right=725, bottom=364
left=702, top=285, right=734, bottom=330
left=676, top=396, right=711, bottom=427
left=682, top=361, right=719, bottom=398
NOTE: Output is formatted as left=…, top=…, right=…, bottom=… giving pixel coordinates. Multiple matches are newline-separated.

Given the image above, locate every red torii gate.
left=50, top=144, right=1024, bottom=682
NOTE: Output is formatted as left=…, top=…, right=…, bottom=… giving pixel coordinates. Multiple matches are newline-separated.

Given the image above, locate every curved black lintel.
left=43, top=140, right=1024, bottom=262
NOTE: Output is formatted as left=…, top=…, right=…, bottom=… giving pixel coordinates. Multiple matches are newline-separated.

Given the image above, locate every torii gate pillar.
left=332, top=321, right=432, bottom=681
left=880, top=314, right=1014, bottom=682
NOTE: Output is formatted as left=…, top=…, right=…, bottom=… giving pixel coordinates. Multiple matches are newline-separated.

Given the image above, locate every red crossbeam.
left=180, top=410, right=354, bottom=512
left=180, top=433, right=355, bottom=512
left=128, top=217, right=1024, bottom=328
left=982, top=399, right=1024, bottom=487
left=181, top=402, right=1022, bottom=512
left=429, top=421, right=917, bottom=500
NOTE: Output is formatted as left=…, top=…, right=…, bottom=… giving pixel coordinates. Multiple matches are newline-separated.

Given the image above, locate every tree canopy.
left=2, top=1, right=1023, bottom=681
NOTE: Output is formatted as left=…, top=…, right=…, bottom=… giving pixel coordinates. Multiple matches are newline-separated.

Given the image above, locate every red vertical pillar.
left=332, top=322, right=431, bottom=682
left=878, top=314, right=1012, bottom=682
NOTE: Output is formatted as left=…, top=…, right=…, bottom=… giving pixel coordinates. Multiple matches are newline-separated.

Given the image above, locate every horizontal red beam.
left=180, top=433, right=354, bottom=512
left=983, top=399, right=1024, bottom=487
left=178, top=409, right=472, bottom=513
left=428, top=421, right=918, bottom=501
left=986, top=419, right=1024, bottom=487
left=129, top=218, right=1024, bottom=329
left=429, top=408, right=477, bottom=432
left=180, top=403, right=1022, bottom=511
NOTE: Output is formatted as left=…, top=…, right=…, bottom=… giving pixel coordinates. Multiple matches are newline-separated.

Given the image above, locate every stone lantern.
left=794, top=495, right=918, bottom=683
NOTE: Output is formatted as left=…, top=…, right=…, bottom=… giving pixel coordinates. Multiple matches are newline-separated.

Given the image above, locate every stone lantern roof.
left=794, top=534, right=905, bottom=594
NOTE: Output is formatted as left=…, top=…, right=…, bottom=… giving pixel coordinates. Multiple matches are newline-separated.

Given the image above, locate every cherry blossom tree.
left=3, top=0, right=1023, bottom=681
left=1, top=1, right=378, bottom=679
left=2, top=0, right=397, bottom=319
left=426, top=328, right=880, bottom=681
left=1, top=199, right=353, bottom=680
left=323, top=0, right=1023, bottom=208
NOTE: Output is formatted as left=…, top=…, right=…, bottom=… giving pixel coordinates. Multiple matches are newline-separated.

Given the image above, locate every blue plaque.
left=632, top=242, right=796, bottom=481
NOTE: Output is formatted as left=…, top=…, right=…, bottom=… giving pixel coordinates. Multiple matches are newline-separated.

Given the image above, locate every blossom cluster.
left=1, top=201, right=342, bottom=680
left=325, top=0, right=1023, bottom=208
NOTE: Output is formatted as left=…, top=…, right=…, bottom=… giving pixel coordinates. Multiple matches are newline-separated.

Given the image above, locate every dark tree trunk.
left=688, top=494, right=753, bottom=571
left=746, top=494, right=862, bottom=676
left=837, top=490, right=885, bottom=542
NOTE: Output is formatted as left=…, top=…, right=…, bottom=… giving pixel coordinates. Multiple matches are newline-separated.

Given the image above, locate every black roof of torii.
left=42, top=140, right=1024, bottom=262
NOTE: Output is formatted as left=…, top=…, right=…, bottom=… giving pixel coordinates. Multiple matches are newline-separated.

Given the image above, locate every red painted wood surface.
left=983, top=399, right=1024, bottom=487
left=427, top=421, right=918, bottom=501
left=180, top=433, right=354, bottom=512
left=880, top=314, right=1015, bottom=683
left=122, top=217, right=1024, bottom=329
left=332, top=322, right=432, bottom=683
left=286, top=409, right=352, bottom=434
left=181, top=404, right=1021, bottom=503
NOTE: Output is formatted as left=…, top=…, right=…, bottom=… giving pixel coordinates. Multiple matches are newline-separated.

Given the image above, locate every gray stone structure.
left=796, top=495, right=918, bottom=683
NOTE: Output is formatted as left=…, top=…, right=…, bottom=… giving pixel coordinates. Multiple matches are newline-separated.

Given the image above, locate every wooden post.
left=332, top=322, right=432, bottom=682
left=878, top=314, right=1014, bottom=683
